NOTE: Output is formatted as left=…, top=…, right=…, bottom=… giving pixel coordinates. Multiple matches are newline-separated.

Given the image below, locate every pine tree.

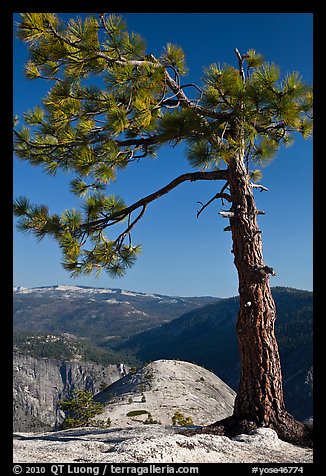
left=14, top=14, right=313, bottom=445
left=58, top=389, right=106, bottom=429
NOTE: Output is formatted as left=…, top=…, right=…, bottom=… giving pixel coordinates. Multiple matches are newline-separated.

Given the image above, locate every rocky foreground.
left=13, top=425, right=312, bottom=463
left=13, top=360, right=313, bottom=463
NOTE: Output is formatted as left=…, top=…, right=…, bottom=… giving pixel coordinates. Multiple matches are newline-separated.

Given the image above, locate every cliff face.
left=13, top=353, right=128, bottom=431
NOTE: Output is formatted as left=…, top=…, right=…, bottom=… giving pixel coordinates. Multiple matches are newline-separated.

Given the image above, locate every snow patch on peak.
left=104, top=299, right=120, bottom=304
left=121, top=289, right=162, bottom=299
left=54, top=285, right=84, bottom=292
left=13, top=284, right=118, bottom=295
left=121, top=290, right=145, bottom=297
left=13, top=287, right=35, bottom=294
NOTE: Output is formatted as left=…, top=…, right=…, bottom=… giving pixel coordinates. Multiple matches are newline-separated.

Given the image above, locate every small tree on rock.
left=59, top=389, right=108, bottom=429
left=172, top=411, right=194, bottom=427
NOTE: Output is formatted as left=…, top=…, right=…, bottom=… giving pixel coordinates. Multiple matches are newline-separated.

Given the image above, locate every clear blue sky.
left=13, top=12, right=313, bottom=297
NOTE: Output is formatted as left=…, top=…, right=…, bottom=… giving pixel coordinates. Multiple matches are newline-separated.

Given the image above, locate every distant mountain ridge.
left=13, top=283, right=219, bottom=300
left=13, top=284, right=221, bottom=340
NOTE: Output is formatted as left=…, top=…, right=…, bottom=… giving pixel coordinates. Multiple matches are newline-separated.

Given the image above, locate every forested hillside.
left=13, top=332, right=139, bottom=367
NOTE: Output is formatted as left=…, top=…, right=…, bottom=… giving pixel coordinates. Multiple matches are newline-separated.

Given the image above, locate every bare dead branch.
left=250, top=182, right=269, bottom=192
left=219, top=210, right=235, bottom=218
left=234, top=48, right=245, bottom=82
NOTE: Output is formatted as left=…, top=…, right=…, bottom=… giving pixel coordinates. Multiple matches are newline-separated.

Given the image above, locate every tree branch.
left=115, top=205, right=147, bottom=250
left=83, top=170, right=229, bottom=231
left=164, top=70, right=231, bottom=122
left=196, top=188, right=232, bottom=219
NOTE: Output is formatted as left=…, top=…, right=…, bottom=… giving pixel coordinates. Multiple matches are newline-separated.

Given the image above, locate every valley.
left=13, top=284, right=313, bottom=431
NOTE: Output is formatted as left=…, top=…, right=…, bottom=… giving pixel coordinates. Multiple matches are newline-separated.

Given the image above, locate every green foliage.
left=187, top=139, right=222, bottom=170
left=13, top=188, right=142, bottom=278
left=158, top=108, right=205, bottom=143
left=160, top=43, right=187, bottom=75
left=125, top=409, right=161, bottom=424
left=144, top=370, right=154, bottom=381
left=107, top=106, right=130, bottom=134
left=60, top=415, right=111, bottom=430
left=14, top=13, right=312, bottom=279
left=99, top=382, right=108, bottom=392
left=253, top=62, right=281, bottom=86
left=143, top=412, right=161, bottom=425
left=126, top=410, right=149, bottom=417
left=58, top=389, right=107, bottom=429
left=171, top=410, right=194, bottom=427
left=252, top=137, right=280, bottom=166
left=91, top=417, right=111, bottom=428
left=244, top=49, right=264, bottom=69
left=23, top=106, right=45, bottom=125
left=249, top=169, right=263, bottom=183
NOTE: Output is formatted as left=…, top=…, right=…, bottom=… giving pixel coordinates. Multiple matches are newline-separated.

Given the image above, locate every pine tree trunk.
left=225, top=152, right=311, bottom=445
left=228, top=155, right=284, bottom=420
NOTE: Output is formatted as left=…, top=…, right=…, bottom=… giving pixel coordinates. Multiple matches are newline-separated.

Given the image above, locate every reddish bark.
left=201, top=153, right=313, bottom=446
left=228, top=156, right=285, bottom=423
